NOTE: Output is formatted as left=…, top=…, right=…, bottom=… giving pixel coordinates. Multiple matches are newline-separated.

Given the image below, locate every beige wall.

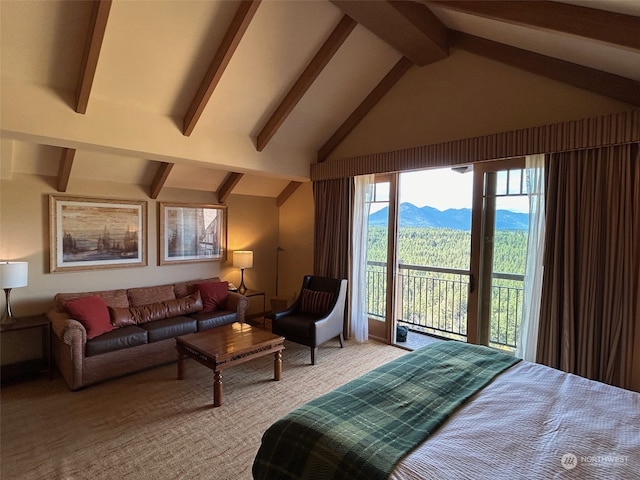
left=0, top=174, right=280, bottom=364
left=277, top=182, right=315, bottom=306
left=223, top=194, right=280, bottom=317
left=329, top=50, right=633, bottom=161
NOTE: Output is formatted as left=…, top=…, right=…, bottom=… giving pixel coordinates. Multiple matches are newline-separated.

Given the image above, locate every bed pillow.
left=195, top=281, right=229, bottom=313
left=64, top=295, right=114, bottom=340
left=300, top=288, right=334, bottom=316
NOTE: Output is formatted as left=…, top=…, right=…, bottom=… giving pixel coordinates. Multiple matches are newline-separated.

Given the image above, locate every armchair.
left=268, top=275, right=347, bottom=365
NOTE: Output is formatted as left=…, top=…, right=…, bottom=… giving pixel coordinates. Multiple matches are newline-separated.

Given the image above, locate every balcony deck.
left=368, top=262, right=524, bottom=352
left=395, top=322, right=442, bottom=350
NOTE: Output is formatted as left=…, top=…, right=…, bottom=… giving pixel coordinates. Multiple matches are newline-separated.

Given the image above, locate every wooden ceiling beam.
left=429, top=1, right=640, bottom=51
left=57, top=148, right=75, bottom=192
left=150, top=162, right=174, bottom=199
left=318, top=56, right=413, bottom=162
left=276, top=181, right=303, bottom=207
left=450, top=31, right=640, bottom=106
left=217, top=172, right=244, bottom=203
left=256, top=15, right=357, bottom=152
left=183, top=0, right=262, bottom=136
left=331, top=1, right=448, bottom=65
left=76, top=0, right=112, bottom=114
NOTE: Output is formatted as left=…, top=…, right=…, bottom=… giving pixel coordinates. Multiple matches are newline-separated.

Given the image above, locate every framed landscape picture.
left=159, top=202, right=227, bottom=265
left=49, top=195, right=147, bottom=272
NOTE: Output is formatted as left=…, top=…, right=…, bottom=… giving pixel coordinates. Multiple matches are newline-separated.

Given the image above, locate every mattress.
left=254, top=342, right=640, bottom=480
left=392, top=361, right=640, bottom=479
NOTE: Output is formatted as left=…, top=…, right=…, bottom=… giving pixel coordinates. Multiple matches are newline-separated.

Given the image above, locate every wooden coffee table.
left=176, top=322, right=285, bottom=407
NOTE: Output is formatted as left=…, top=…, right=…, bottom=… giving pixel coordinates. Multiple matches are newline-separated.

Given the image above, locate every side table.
left=0, top=314, right=52, bottom=382
left=242, top=289, right=266, bottom=327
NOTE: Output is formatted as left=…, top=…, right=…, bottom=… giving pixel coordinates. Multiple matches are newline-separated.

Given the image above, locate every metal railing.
left=366, top=261, right=524, bottom=350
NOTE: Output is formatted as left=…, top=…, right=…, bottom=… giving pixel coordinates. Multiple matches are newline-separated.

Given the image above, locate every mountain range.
left=369, top=203, right=529, bottom=230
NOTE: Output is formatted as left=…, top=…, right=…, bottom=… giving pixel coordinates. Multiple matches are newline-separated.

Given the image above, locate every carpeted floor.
left=1, top=338, right=406, bottom=480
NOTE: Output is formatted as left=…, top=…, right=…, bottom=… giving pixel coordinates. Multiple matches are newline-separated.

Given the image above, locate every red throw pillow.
left=195, top=281, right=229, bottom=313
left=64, top=295, right=115, bottom=340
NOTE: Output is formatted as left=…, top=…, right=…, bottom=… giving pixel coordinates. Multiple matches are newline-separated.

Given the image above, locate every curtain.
left=313, top=178, right=351, bottom=279
left=516, top=154, right=545, bottom=361
left=537, top=143, right=639, bottom=389
left=313, top=178, right=352, bottom=336
left=350, top=175, right=374, bottom=342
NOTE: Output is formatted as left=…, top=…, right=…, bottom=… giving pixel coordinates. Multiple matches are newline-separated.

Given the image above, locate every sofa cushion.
left=195, top=281, right=229, bottom=312
left=108, top=306, right=137, bottom=328
left=64, top=295, right=115, bottom=340
left=110, top=292, right=203, bottom=326
left=139, top=316, right=197, bottom=343
left=85, top=325, right=148, bottom=356
left=300, top=288, right=334, bottom=316
left=164, top=291, right=203, bottom=317
left=190, top=310, right=236, bottom=331
left=127, top=284, right=175, bottom=307
left=55, top=289, right=129, bottom=312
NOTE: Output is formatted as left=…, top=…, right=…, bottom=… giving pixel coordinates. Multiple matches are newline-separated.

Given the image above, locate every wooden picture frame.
left=159, top=202, right=227, bottom=265
left=49, top=195, right=147, bottom=272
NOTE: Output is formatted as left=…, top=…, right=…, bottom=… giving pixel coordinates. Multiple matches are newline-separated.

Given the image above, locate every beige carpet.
left=1, top=339, right=406, bottom=480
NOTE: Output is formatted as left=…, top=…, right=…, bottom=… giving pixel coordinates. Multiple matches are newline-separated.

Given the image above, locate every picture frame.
left=159, top=202, right=227, bottom=265
left=49, top=195, right=147, bottom=273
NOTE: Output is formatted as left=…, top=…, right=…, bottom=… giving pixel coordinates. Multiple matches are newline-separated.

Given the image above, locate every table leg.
left=213, top=370, right=223, bottom=407
left=274, top=350, right=282, bottom=381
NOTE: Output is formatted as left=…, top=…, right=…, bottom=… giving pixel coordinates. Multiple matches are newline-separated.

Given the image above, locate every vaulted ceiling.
left=1, top=0, right=639, bottom=203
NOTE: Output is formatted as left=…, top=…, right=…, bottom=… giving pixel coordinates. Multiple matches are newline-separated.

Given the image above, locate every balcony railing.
left=366, top=261, right=524, bottom=350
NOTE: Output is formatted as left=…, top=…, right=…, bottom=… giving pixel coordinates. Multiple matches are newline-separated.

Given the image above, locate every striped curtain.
left=313, top=178, right=352, bottom=337
left=537, top=143, right=639, bottom=389
left=312, top=178, right=351, bottom=279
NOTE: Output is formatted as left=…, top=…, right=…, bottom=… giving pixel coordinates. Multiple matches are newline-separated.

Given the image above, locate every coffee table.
left=176, top=322, right=285, bottom=407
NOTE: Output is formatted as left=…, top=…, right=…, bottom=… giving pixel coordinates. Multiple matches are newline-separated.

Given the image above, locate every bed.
left=252, top=341, right=640, bottom=480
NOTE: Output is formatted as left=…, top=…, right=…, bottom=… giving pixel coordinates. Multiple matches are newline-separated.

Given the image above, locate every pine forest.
left=366, top=226, right=528, bottom=351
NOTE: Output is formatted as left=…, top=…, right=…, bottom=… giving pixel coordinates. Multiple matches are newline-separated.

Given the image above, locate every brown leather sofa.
left=269, top=275, right=347, bottom=365
left=48, top=277, right=248, bottom=390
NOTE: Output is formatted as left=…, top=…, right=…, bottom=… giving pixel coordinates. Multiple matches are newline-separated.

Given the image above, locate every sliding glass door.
left=395, top=168, right=473, bottom=343
left=364, top=158, right=529, bottom=352
left=470, top=158, right=528, bottom=351
left=365, top=174, right=396, bottom=342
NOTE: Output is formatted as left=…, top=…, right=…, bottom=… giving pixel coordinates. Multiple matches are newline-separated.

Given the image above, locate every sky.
left=398, top=167, right=529, bottom=213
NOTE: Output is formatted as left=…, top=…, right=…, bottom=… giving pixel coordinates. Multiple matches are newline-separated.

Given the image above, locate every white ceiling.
left=1, top=0, right=638, bottom=199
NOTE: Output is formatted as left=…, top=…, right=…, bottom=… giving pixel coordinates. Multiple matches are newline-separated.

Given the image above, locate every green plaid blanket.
left=252, top=341, right=520, bottom=480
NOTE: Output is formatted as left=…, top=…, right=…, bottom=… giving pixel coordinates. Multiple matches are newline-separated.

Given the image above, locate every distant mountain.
left=369, top=203, right=529, bottom=230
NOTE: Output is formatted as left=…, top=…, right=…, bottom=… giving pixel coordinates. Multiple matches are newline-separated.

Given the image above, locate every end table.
left=242, top=289, right=266, bottom=328
left=0, top=314, right=52, bottom=382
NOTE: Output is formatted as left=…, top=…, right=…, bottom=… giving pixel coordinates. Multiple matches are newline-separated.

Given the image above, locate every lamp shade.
left=233, top=251, right=253, bottom=269
left=0, top=262, right=28, bottom=289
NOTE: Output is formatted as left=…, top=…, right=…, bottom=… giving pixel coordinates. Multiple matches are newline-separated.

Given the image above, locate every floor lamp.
left=233, top=251, right=253, bottom=294
left=1, top=261, right=29, bottom=324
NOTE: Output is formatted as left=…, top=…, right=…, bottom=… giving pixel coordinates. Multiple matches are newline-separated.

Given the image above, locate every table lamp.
left=1, top=261, right=28, bottom=324
left=233, top=251, right=253, bottom=294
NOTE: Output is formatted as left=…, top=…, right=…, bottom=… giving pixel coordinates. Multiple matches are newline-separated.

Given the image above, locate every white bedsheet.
left=391, top=361, right=640, bottom=480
